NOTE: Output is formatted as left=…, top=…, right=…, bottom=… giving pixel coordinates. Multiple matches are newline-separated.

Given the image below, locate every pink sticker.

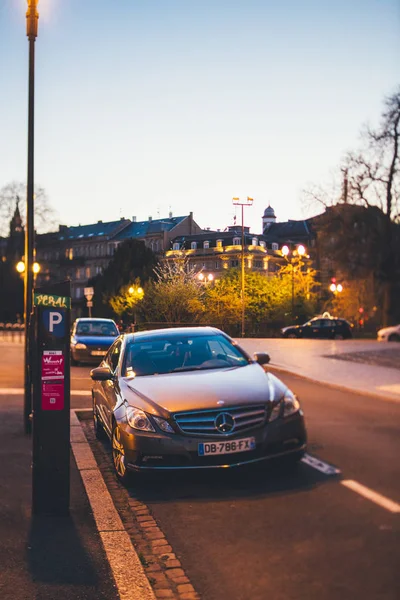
left=42, top=350, right=65, bottom=380
left=42, top=382, right=65, bottom=411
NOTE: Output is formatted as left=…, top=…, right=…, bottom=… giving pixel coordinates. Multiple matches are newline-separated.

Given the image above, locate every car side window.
left=106, top=341, right=122, bottom=373
left=312, top=320, right=323, bottom=328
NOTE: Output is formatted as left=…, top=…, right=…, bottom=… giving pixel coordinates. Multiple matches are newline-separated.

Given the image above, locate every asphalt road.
left=2, top=343, right=399, bottom=600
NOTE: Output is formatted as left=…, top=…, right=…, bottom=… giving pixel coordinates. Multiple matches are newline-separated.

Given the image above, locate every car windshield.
left=123, top=333, right=250, bottom=377
left=76, top=321, right=118, bottom=337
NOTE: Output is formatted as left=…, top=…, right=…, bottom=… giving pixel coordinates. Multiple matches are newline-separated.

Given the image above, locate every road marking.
left=70, top=410, right=156, bottom=600
left=0, top=388, right=90, bottom=396
left=341, top=480, right=400, bottom=514
left=376, top=384, right=400, bottom=395
left=301, top=453, right=341, bottom=475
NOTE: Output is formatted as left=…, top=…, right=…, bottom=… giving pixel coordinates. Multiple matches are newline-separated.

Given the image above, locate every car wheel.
left=287, top=333, right=297, bottom=339
left=388, top=333, right=400, bottom=342
left=93, top=401, right=107, bottom=440
left=334, top=334, right=344, bottom=340
left=111, top=421, right=132, bottom=485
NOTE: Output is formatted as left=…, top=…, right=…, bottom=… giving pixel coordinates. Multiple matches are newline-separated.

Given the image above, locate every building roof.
left=263, top=219, right=313, bottom=243
left=58, top=219, right=130, bottom=241
left=263, top=205, right=276, bottom=218
left=113, top=216, right=187, bottom=240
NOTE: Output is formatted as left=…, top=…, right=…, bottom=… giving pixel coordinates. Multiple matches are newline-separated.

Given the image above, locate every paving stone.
left=172, top=576, right=190, bottom=585
left=146, top=529, right=165, bottom=540
left=151, top=538, right=170, bottom=548
left=177, top=583, right=195, bottom=593
left=154, top=590, right=174, bottom=599
left=153, top=545, right=173, bottom=555
left=166, top=568, right=185, bottom=579
left=165, top=559, right=181, bottom=569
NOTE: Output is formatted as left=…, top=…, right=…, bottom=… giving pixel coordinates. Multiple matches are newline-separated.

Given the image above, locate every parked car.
left=90, top=326, right=307, bottom=484
left=377, top=324, right=400, bottom=342
left=281, top=316, right=353, bottom=340
left=70, top=318, right=119, bottom=365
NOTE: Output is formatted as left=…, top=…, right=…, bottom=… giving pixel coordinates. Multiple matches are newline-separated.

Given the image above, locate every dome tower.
left=262, top=204, right=276, bottom=232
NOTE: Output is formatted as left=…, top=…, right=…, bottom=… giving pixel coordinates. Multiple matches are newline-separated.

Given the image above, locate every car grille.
left=173, top=404, right=267, bottom=437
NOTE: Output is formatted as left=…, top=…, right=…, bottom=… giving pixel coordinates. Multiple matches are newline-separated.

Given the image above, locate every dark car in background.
left=71, top=318, right=119, bottom=365
left=90, top=326, right=307, bottom=484
left=281, top=316, right=353, bottom=340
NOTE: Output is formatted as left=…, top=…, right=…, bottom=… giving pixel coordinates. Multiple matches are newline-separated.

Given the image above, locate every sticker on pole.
left=42, top=350, right=65, bottom=380
left=42, top=382, right=64, bottom=411
left=42, top=309, right=66, bottom=337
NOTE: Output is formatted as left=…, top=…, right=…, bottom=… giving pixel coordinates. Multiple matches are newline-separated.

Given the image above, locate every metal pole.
left=241, top=204, right=245, bottom=337
left=24, top=17, right=37, bottom=434
left=291, top=263, right=294, bottom=321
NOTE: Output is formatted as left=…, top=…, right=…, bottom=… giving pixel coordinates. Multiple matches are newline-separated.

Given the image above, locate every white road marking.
left=0, top=388, right=90, bottom=396
left=341, top=480, right=400, bottom=514
left=301, top=453, right=341, bottom=475
left=376, top=384, right=400, bottom=395
left=70, top=409, right=156, bottom=600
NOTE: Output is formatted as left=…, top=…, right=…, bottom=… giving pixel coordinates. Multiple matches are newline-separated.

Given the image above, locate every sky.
left=0, top=0, right=399, bottom=236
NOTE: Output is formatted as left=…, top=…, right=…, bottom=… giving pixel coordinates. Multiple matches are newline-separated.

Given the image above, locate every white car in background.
left=377, top=324, right=400, bottom=342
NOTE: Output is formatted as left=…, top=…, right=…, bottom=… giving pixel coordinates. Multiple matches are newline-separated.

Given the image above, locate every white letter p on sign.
left=49, top=312, right=62, bottom=332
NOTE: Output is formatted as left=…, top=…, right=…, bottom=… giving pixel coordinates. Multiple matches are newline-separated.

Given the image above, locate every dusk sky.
left=0, top=0, right=399, bottom=235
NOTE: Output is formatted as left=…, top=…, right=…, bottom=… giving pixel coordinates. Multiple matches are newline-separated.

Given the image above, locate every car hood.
left=73, top=335, right=117, bottom=346
left=281, top=325, right=299, bottom=333
left=121, top=364, right=287, bottom=416
left=378, top=325, right=400, bottom=335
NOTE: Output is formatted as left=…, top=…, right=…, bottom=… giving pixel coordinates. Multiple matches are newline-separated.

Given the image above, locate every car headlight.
left=126, top=406, right=155, bottom=432
left=269, top=390, right=301, bottom=421
left=153, top=416, right=175, bottom=434
left=75, top=343, right=87, bottom=350
left=282, top=390, right=301, bottom=417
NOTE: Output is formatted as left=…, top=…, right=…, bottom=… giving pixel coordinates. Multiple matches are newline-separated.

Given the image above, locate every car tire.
left=111, top=420, right=132, bottom=485
left=333, top=334, right=344, bottom=340
left=93, top=402, right=107, bottom=441
left=388, top=333, right=400, bottom=342
left=287, top=333, right=297, bottom=339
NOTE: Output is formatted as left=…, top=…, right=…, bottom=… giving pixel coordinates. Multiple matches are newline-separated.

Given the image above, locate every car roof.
left=74, top=318, right=116, bottom=323
left=127, top=326, right=223, bottom=341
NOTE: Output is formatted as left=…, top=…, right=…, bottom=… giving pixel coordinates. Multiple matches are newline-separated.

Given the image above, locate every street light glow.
left=297, top=245, right=306, bottom=256
left=281, top=245, right=289, bottom=256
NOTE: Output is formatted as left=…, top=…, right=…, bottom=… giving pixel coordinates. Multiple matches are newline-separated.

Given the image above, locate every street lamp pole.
left=24, top=1, right=39, bottom=434
left=232, top=196, right=253, bottom=337
left=282, top=244, right=306, bottom=322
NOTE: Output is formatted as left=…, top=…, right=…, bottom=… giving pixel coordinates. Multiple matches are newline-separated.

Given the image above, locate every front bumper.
left=119, top=412, right=307, bottom=471
left=71, top=347, right=108, bottom=364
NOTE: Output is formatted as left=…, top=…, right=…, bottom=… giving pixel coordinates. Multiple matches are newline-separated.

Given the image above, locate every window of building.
left=191, top=241, right=197, bottom=250
left=203, top=241, right=209, bottom=249
left=254, top=260, right=263, bottom=268
left=75, top=287, right=82, bottom=299
left=173, top=242, right=180, bottom=250
left=230, top=259, right=239, bottom=267
left=86, top=267, right=91, bottom=278
left=215, top=261, right=220, bottom=269
left=233, top=237, right=241, bottom=245
left=252, top=238, right=258, bottom=246
left=260, top=240, right=266, bottom=248
left=216, top=239, right=223, bottom=248
left=272, top=243, right=279, bottom=251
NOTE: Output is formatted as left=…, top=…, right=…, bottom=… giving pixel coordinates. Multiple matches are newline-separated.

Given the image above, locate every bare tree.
left=303, top=88, right=400, bottom=326
left=0, top=181, right=57, bottom=237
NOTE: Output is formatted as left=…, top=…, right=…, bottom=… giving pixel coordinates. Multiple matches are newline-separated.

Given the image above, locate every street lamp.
left=23, top=0, right=39, bottom=434
left=128, top=284, right=144, bottom=331
left=329, top=283, right=343, bottom=294
left=232, top=196, right=253, bottom=337
left=281, top=244, right=306, bottom=321
left=16, top=259, right=41, bottom=285
left=197, top=273, right=214, bottom=283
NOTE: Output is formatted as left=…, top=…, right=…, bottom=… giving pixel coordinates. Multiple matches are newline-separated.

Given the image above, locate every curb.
left=70, top=409, right=156, bottom=600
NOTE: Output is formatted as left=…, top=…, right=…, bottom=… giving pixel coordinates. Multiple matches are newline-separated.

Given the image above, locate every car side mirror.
left=254, top=352, right=270, bottom=366
left=90, top=366, right=113, bottom=381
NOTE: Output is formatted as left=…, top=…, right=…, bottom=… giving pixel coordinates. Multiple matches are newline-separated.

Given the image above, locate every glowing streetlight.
left=281, top=244, right=307, bottom=320
left=330, top=283, right=343, bottom=293
left=232, top=196, right=254, bottom=337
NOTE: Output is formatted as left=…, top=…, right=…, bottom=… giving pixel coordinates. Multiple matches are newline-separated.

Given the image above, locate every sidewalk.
left=239, top=339, right=400, bottom=402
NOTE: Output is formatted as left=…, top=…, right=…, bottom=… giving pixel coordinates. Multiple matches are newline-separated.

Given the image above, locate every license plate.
left=198, top=437, right=256, bottom=456
left=91, top=350, right=107, bottom=356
